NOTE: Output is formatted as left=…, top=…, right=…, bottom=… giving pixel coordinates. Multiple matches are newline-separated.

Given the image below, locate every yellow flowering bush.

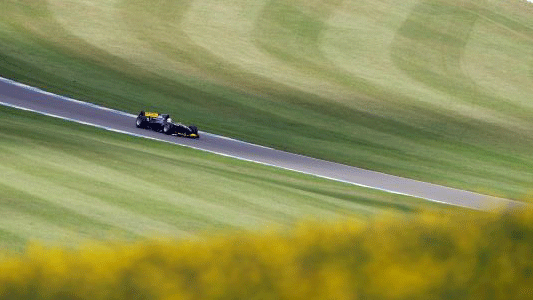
left=1, top=208, right=533, bottom=299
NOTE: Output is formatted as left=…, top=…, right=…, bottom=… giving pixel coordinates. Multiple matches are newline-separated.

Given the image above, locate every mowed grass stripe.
left=0, top=207, right=85, bottom=247
left=0, top=228, right=25, bottom=251
left=391, top=1, right=527, bottom=125
left=0, top=183, right=110, bottom=249
left=0, top=183, right=114, bottom=234
left=463, top=8, right=533, bottom=114
left=0, top=163, right=186, bottom=238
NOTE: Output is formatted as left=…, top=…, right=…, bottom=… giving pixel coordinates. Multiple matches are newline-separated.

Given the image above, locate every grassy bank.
left=1, top=0, right=532, bottom=199
left=0, top=106, right=447, bottom=250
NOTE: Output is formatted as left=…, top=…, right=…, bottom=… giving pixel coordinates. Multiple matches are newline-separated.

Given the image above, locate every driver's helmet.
left=167, top=118, right=172, bottom=123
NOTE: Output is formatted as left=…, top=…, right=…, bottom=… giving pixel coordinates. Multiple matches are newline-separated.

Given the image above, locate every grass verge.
left=0, top=106, right=449, bottom=250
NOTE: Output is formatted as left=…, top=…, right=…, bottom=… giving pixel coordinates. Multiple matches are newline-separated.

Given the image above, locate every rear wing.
left=144, top=112, right=159, bottom=118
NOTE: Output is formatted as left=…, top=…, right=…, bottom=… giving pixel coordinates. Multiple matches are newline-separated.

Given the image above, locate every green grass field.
left=0, top=106, right=452, bottom=251
left=1, top=0, right=532, bottom=200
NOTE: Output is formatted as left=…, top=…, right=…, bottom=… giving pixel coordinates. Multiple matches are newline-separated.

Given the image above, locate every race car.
left=135, top=111, right=199, bottom=138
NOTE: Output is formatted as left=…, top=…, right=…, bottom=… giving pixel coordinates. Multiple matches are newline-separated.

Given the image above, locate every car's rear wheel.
left=189, top=125, right=198, bottom=134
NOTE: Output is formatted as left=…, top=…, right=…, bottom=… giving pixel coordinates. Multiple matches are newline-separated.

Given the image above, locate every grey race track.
left=0, top=77, right=523, bottom=211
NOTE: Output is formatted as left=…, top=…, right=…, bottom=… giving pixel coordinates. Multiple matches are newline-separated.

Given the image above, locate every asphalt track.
left=0, top=77, right=523, bottom=211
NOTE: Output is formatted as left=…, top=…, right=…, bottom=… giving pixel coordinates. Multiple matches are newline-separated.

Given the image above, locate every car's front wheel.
left=163, top=123, right=172, bottom=134
left=189, top=125, right=198, bottom=134
left=136, top=117, right=145, bottom=128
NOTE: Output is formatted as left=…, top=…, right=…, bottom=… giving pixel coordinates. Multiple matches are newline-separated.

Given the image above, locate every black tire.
left=136, top=117, right=145, bottom=128
left=163, top=123, right=172, bottom=135
left=189, top=125, right=198, bottom=134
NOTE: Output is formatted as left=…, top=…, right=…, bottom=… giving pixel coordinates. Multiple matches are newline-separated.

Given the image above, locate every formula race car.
left=136, top=111, right=199, bottom=139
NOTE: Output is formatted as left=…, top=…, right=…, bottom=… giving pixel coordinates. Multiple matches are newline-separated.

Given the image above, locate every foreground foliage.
left=1, top=208, right=532, bottom=299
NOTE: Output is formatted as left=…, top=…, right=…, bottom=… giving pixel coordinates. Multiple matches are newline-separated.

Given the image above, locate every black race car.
left=136, top=111, right=199, bottom=138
